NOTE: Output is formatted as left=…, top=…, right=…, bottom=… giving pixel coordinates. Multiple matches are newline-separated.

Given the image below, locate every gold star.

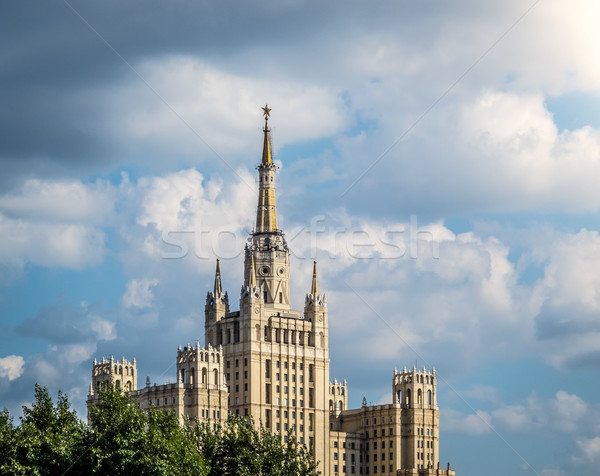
left=262, top=104, right=272, bottom=118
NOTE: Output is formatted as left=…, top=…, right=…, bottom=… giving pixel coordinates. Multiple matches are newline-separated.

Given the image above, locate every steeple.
left=261, top=104, right=273, bottom=165
left=214, top=259, right=222, bottom=295
left=311, top=260, right=319, bottom=295
left=255, top=104, right=278, bottom=233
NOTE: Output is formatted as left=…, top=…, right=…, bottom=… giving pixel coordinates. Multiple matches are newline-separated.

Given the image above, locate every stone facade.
left=87, top=107, right=455, bottom=476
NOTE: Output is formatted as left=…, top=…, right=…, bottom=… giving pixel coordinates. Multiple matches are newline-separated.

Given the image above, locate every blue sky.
left=1, top=1, right=600, bottom=474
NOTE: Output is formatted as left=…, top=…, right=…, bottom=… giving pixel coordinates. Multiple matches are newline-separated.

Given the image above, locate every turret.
left=304, top=261, right=328, bottom=349
left=205, top=259, right=229, bottom=347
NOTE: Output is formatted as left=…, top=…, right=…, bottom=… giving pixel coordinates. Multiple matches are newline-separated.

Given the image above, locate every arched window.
left=202, top=368, right=207, bottom=385
left=190, top=368, right=195, bottom=386
left=406, top=389, right=411, bottom=406
left=427, top=390, right=432, bottom=406
left=418, top=389, right=422, bottom=405
left=329, top=400, right=334, bottom=412
left=338, top=401, right=343, bottom=411
left=115, top=379, right=121, bottom=388
left=181, top=368, right=186, bottom=383
left=213, top=369, right=218, bottom=385
left=127, top=381, right=132, bottom=392
left=397, top=390, right=402, bottom=404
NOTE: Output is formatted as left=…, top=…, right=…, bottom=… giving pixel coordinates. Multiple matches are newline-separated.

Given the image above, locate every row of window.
left=416, top=439, right=434, bottom=448
left=365, top=465, right=394, bottom=474
left=365, top=440, right=393, bottom=451
left=264, top=326, right=314, bottom=346
left=364, top=428, right=393, bottom=438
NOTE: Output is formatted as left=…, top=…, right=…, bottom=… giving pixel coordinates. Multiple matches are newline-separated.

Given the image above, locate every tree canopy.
left=0, top=384, right=318, bottom=475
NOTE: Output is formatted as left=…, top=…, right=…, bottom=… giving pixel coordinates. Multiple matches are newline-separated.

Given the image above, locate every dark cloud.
left=535, top=303, right=600, bottom=340
left=15, top=301, right=107, bottom=345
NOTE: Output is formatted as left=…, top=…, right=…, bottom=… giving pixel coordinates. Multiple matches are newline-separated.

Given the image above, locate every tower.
left=393, top=366, right=440, bottom=470
left=89, top=355, right=137, bottom=396
left=204, top=259, right=229, bottom=347
left=204, top=105, right=330, bottom=471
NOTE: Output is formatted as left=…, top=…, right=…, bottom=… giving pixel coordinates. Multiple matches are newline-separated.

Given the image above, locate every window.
left=266, top=360, right=271, bottom=378
left=334, top=453, right=338, bottom=460
left=235, top=359, right=239, bottom=367
left=226, top=361, right=230, bottom=369
left=244, top=358, right=248, bottom=366
left=279, top=292, right=283, bottom=303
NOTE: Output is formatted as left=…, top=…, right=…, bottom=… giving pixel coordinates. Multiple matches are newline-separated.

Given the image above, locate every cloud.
left=0, top=355, right=25, bottom=381
left=122, top=278, right=159, bottom=310
left=109, top=57, right=349, bottom=165
left=0, top=178, right=115, bottom=224
left=576, top=436, right=600, bottom=463
left=0, top=178, right=114, bottom=273
left=15, top=301, right=116, bottom=345
left=444, top=391, right=590, bottom=436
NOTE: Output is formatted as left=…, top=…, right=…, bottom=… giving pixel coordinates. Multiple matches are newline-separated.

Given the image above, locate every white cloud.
left=444, top=408, right=492, bottom=436
left=112, top=58, right=349, bottom=161
left=122, top=278, right=159, bottom=310
left=577, top=436, right=600, bottom=463
left=91, top=318, right=117, bottom=341
left=0, top=178, right=115, bottom=224
left=0, top=178, right=113, bottom=271
left=445, top=391, right=589, bottom=435
left=0, top=355, right=25, bottom=381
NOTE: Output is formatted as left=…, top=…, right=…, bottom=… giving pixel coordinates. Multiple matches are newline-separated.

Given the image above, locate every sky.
left=1, top=1, right=600, bottom=474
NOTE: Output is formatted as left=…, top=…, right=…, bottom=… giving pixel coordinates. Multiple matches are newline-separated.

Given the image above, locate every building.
left=88, top=106, right=455, bottom=476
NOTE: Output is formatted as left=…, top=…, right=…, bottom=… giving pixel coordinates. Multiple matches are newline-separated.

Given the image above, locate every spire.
left=261, top=104, right=272, bottom=165
left=214, top=259, right=222, bottom=295
left=311, top=260, right=319, bottom=295
left=249, top=253, right=257, bottom=288
left=255, top=105, right=278, bottom=233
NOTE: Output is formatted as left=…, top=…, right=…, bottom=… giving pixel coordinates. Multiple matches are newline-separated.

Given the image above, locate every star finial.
left=262, top=104, right=272, bottom=118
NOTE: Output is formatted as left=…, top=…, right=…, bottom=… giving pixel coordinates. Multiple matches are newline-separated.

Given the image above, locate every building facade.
left=87, top=106, right=455, bottom=476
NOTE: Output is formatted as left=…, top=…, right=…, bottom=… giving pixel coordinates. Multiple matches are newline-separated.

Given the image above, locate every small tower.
left=304, top=261, right=328, bottom=350
left=205, top=259, right=229, bottom=347
left=89, top=355, right=137, bottom=397
left=394, top=366, right=439, bottom=470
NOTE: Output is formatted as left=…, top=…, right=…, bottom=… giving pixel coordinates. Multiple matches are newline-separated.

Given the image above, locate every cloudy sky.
left=1, top=1, right=600, bottom=474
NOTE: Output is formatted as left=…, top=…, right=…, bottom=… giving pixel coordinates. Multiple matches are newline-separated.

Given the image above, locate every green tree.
left=188, top=414, right=319, bottom=476
left=0, top=384, right=87, bottom=476
left=85, top=384, right=208, bottom=475
left=1, top=384, right=317, bottom=475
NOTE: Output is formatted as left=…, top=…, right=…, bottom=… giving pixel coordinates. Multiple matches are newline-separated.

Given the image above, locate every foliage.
left=0, top=384, right=318, bottom=475
left=0, top=384, right=87, bottom=475
left=188, top=414, right=319, bottom=476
